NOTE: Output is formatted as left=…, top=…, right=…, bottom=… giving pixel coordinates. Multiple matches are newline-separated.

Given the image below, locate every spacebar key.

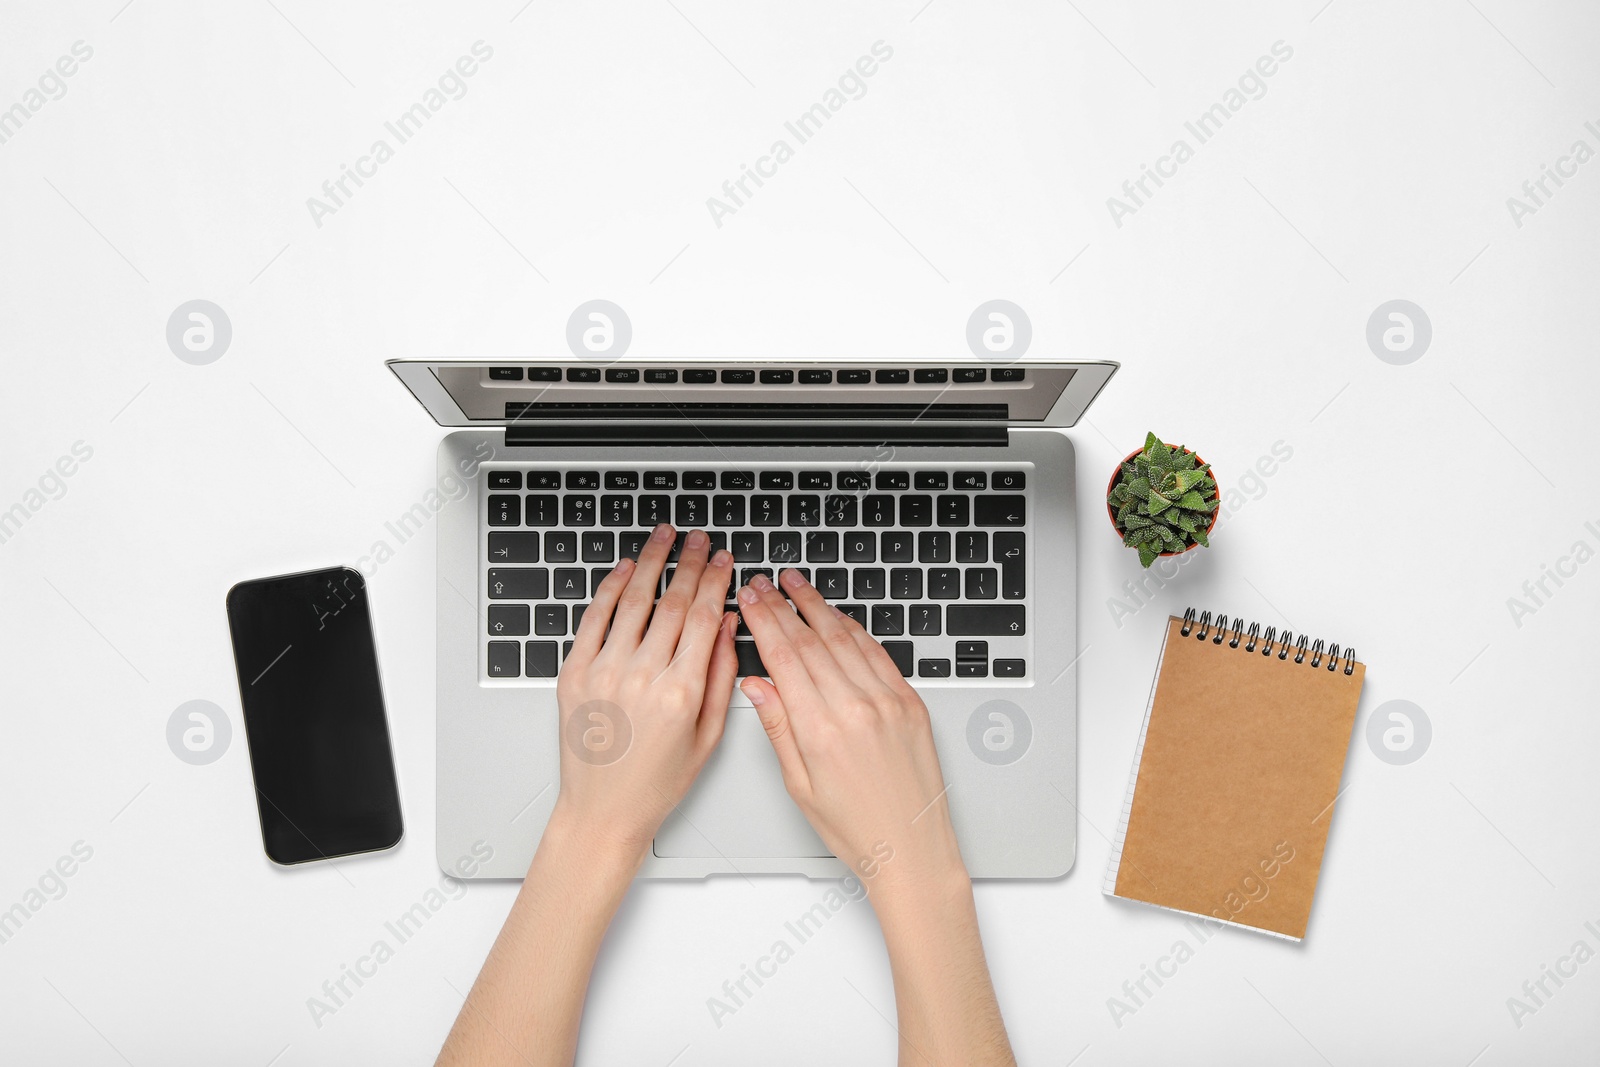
left=947, top=605, right=1026, bottom=636
left=735, top=641, right=768, bottom=677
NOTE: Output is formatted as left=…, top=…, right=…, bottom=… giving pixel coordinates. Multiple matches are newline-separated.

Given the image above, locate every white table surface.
left=3, top=2, right=1598, bottom=1064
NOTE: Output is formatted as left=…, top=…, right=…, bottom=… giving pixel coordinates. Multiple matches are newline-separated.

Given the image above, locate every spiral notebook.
left=1103, top=610, right=1366, bottom=941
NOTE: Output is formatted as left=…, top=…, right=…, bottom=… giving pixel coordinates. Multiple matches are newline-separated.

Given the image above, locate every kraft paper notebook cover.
left=1102, top=610, right=1366, bottom=941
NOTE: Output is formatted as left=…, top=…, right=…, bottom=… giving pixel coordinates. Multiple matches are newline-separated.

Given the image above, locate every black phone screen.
left=226, top=567, right=403, bottom=865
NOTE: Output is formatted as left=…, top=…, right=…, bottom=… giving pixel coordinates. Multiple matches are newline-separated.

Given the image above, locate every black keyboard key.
left=881, top=531, right=914, bottom=563
left=825, top=495, right=858, bottom=527
left=799, top=471, right=832, bottom=489
left=836, top=470, right=870, bottom=490
left=567, top=367, right=601, bottom=382
left=768, top=532, right=802, bottom=564
left=994, top=658, right=1026, bottom=678
left=708, top=531, right=728, bottom=553
left=917, top=531, right=951, bottom=563
left=563, top=495, right=596, bottom=527
left=871, top=605, right=904, bottom=636
left=525, top=641, right=559, bottom=678
left=566, top=471, right=601, bottom=490
left=938, top=495, right=970, bottom=527
left=863, top=495, right=895, bottom=527
left=638, top=495, right=671, bottom=525
left=713, top=495, right=745, bottom=526
left=751, top=495, right=783, bottom=526
left=881, top=640, right=914, bottom=677
left=876, top=369, right=909, bottom=384
left=913, top=368, right=948, bottom=384
left=591, top=568, right=612, bottom=595
left=732, top=532, right=764, bottom=562
left=995, top=532, right=1025, bottom=599
left=528, top=367, right=562, bottom=382
left=956, top=641, right=988, bottom=662
left=721, top=369, right=755, bottom=384
left=928, top=568, right=961, bottom=599
left=489, top=366, right=523, bottom=380
left=965, top=568, right=998, bottom=600
left=488, top=471, right=522, bottom=490
left=760, top=471, right=794, bottom=490
left=991, top=368, right=1026, bottom=382
left=956, top=531, right=988, bottom=564
left=720, top=470, right=756, bottom=490
left=805, top=531, right=839, bottom=562
left=488, top=568, right=548, bottom=599
left=914, top=471, right=948, bottom=490
left=816, top=569, right=848, bottom=598
left=837, top=369, right=871, bottom=384
left=525, top=495, right=558, bottom=527
left=552, top=568, right=586, bottom=599
left=605, top=368, right=639, bottom=383
left=643, top=471, right=677, bottom=490
left=674, top=495, right=708, bottom=527
left=487, top=641, right=520, bottom=677
left=899, top=495, right=932, bottom=527
left=618, top=530, right=648, bottom=559
left=488, top=604, right=530, bottom=637
left=563, top=639, right=574, bottom=659
left=535, top=605, right=566, bottom=636
left=799, top=369, right=832, bottom=384
left=956, top=661, right=988, bottom=678
left=735, top=641, right=767, bottom=677
left=545, top=531, right=577, bottom=562
left=975, top=495, right=1026, bottom=526
left=787, top=495, right=820, bottom=527
left=853, top=568, right=885, bottom=600
left=843, top=532, right=875, bottom=563
left=992, top=470, right=1027, bottom=490
left=684, top=471, right=717, bottom=490
left=910, top=604, right=941, bottom=635
left=683, top=368, right=717, bottom=384
left=582, top=532, right=615, bottom=563
left=839, top=604, right=867, bottom=627
left=527, top=471, right=560, bottom=490
left=488, top=495, right=520, bottom=526
left=601, top=495, right=633, bottom=527
left=488, top=532, right=538, bottom=563
left=572, top=604, right=589, bottom=631
left=919, top=658, right=951, bottom=678
left=740, top=567, right=774, bottom=587
left=605, top=471, right=639, bottom=490
left=875, top=470, right=909, bottom=490
left=947, top=604, right=1026, bottom=635
left=760, top=369, right=794, bottom=384
left=644, top=368, right=678, bottom=384
left=890, top=568, right=922, bottom=599
left=953, top=471, right=986, bottom=490
left=953, top=367, right=985, bottom=383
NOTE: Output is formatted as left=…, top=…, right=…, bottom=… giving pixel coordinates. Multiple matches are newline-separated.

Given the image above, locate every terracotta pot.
left=1105, top=445, right=1220, bottom=558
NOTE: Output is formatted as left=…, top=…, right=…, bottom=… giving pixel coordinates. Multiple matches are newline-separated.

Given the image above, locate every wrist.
left=868, top=858, right=973, bottom=928
left=533, top=805, right=648, bottom=891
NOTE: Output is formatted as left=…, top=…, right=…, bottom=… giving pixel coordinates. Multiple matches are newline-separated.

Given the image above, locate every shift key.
left=947, top=604, right=1026, bottom=636
left=974, top=495, right=1026, bottom=526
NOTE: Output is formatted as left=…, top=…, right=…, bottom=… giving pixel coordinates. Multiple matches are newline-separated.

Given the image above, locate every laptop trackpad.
left=653, top=703, right=831, bottom=859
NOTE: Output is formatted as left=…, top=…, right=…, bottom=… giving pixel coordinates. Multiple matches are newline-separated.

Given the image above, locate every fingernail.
left=741, top=681, right=766, bottom=707
left=722, top=612, right=737, bottom=635
left=739, top=586, right=759, bottom=604
left=781, top=568, right=808, bottom=589
left=616, top=557, right=635, bottom=575
left=686, top=529, right=707, bottom=549
left=711, top=549, right=731, bottom=568
left=751, top=573, right=774, bottom=592
left=652, top=523, right=674, bottom=542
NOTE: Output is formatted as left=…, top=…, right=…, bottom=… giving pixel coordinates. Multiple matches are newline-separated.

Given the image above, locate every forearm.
left=873, top=869, right=1015, bottom=1067
left=436, top=815, right=642, bottom=1067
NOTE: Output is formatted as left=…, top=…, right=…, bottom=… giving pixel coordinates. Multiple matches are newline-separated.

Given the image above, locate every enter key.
left=995, top=532, right=1025, bottom=599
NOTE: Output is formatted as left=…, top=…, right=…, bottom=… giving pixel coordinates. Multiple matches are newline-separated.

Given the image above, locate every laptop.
left=388, top=357, right=1117, bottom=879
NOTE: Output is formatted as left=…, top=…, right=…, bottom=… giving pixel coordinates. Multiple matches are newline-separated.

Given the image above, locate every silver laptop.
left=388, top=357, right=1117, bottom=879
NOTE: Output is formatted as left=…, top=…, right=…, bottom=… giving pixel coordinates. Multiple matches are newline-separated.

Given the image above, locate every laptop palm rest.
left=653, top=702, right=831, bottom=860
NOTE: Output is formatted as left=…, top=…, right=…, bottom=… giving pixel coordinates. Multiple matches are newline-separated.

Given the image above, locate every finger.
left=695, top=612, right=740, bottom=755
left=740, top=675, right=810, bottom=798
left=777, top=567, right=879, bottom=684
left=569, top=556, right=635, bottom=661
left=640, top=529, right=713, bottom=663
left=748, top=571, right=859, bottom=701
left=608, top=523, right=674, bottom=647
left=661, top=545, right=734, bottom=667
left=735, top=578, right=823, bottom=704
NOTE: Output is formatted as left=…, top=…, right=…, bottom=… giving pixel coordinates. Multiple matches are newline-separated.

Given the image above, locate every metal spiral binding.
left=1180, top=608, right=1356, bottom=675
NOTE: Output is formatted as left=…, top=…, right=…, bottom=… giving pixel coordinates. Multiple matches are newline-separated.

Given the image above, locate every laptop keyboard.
left=481, top=466, right=1030, bottom=683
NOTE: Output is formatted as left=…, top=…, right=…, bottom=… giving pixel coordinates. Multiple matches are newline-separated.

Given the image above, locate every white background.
left=3, top=1, right=1598, bottom=1064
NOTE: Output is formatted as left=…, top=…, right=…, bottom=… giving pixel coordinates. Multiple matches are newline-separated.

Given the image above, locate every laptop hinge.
left=502, top=422, right=1009, bottom=448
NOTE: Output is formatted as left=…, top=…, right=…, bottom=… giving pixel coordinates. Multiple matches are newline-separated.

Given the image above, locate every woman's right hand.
left=734, top=569, right=969, bottom=899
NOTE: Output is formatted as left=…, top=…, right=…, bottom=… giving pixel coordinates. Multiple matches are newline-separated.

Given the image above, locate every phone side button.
left=487, top=641, right=521, bottom=677
left=525, top=641, right=559, bottom=679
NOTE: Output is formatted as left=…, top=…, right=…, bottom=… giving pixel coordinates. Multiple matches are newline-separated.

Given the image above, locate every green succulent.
left=1108, top=432, right=1219, bottom=568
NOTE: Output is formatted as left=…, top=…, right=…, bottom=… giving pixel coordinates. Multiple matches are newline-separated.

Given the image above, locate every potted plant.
left=1106, top=432, right=1219, bottom=568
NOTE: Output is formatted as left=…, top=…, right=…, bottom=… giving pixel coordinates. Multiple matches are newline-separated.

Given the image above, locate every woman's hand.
left=551, top=523, right=739, bottom=859
left=734, top=568, right=967, bottom=896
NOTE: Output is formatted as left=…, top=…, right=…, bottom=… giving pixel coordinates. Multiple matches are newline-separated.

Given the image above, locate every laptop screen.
left=390, top=361, right=1114, bottom=427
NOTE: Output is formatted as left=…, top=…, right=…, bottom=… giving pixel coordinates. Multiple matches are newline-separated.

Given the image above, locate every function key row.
left=486, top=469, right=1025, bottom=492
left=487, top=367, right=1027, bottom=384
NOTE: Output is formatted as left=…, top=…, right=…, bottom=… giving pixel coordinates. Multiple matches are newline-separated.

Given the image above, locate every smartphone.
left=225, top=566, right=403, bottom=865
